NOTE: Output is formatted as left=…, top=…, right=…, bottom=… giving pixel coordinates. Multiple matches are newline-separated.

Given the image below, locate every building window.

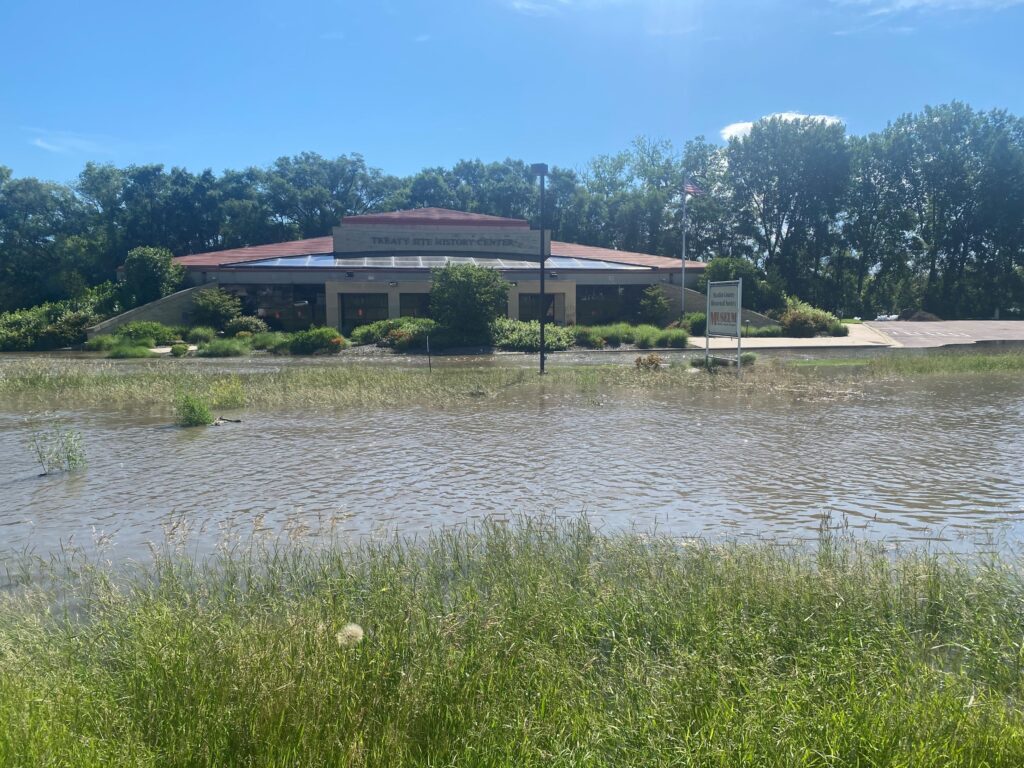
left=399, top=293, right=431, bottom=318
left=577, top=285, right=646, bottom=324
left=519, top=293, right=564, bottom=323
left=340, top=293, right=389, bottom=335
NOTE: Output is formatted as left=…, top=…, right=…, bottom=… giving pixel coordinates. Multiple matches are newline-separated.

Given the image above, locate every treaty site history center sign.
left=334, top=225, right=549, bottom=257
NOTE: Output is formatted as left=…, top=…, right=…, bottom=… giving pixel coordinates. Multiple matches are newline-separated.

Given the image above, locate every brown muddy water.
left=1, top=369, right=1023, bottom=561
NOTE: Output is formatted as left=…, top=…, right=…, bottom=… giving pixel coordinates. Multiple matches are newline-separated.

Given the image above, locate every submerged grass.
left=0, top=349, right=1021, bottom=413
left=2, top=518, right=1024, bottom=766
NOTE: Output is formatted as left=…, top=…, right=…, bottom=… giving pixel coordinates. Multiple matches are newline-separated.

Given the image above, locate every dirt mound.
left=898, top=309, right=943, bottom=322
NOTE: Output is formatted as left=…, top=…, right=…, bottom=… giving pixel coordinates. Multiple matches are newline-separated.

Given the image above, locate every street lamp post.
left=530, top=163, right=548, bottom=374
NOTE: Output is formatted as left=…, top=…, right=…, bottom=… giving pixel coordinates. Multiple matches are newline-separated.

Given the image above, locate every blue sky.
left=2, top=0, right=1022, bottom=183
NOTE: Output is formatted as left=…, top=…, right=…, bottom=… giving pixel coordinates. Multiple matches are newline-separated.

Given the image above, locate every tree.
left=120, top=246, right=184, bottom=307
left=429, top=264, right=509, bottom=346
left=638, top=285, right=671, bottom=326
left=726, top=116, right=851, bottom=306
left=190, top=288, right=242, bottom=329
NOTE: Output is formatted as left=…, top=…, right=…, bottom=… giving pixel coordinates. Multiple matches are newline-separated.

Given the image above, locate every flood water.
left=2, top=368, right=1023, bottom=560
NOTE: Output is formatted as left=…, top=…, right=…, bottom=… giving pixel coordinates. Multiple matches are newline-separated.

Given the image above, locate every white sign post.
left=705, top=279, right=743, bottom=373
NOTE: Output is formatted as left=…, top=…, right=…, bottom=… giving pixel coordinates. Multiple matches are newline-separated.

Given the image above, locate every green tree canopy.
left=429, top=264, right=509, bottom=346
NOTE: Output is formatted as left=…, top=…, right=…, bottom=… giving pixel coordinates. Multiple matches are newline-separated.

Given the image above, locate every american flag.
left=684, top=180, right=705, bottom=197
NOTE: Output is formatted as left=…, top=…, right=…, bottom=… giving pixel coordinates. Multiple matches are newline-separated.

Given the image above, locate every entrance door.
left=340, top=293, right=389, bottom=335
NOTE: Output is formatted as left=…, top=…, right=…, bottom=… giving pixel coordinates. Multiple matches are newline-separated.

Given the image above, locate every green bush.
left=170, top=343, right=189, bottom=357
left=120, top=246, right=184, bottom=308
left=107, top=345, right=156, bottom=359
left=350, top=318, right=438, bottom=350
left=251, top=332, right=292, bottom=352
left=779, top=298, right=846, bottom=338
left=573, top=326, right=608, bottom=349
left=115, top=321, right=178, bottom=345
left=224, top=316, right=269, bottom=337
left=743, top=325, right=784, bottom=338
left=186, top=326, right=217, bottom=344
left=491, top=318, right=574, bottom=352
left=429, top=264, right=509, bottom=346
left=83, top=335, right=119, bottom=351
left=196, top=339, right=250, bottom=357
left=175, top=394, right=213, bottom=427
left=681, top=312, right=706, bottom=336
left=289, top=327, right=347, bottom=355
left=740, top=352, right=757, bottom=366
left=190, top=288, right=242, bottom=329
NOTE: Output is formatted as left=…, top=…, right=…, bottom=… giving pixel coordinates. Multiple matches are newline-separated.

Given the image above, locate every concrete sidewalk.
left=690, top=323, right=895, bottom=351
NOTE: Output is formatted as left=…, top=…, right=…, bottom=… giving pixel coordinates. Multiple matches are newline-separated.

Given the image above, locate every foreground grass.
left=2, top=519, right=1024, bottom=766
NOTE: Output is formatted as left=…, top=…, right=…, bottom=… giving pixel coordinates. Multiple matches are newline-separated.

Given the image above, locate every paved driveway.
left=867, top=320, right=1024, bottom=348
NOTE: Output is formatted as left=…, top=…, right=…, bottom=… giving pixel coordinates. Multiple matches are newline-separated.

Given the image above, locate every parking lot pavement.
left=867, top=321, right=1024, bottom=348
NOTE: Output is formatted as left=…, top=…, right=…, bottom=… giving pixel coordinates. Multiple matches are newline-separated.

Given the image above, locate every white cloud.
left=720, top=112, right=845, bottom=141
left=837, top=0, right=1023, bottom=14
left=28, top=130, right=111, bottom=155
left=508, top=0, right=569, bottom=16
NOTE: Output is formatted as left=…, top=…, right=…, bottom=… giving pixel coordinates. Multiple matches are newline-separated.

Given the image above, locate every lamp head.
left=530, top=163, right=548, bottom=178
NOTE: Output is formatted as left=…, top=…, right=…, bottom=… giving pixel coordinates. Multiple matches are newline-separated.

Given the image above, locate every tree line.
left=1, top=100, right=1022, bottom=319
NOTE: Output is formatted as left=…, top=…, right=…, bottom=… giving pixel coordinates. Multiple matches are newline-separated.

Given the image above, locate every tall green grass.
left=2, top=518, right=1024, bottom=765
left=574, top=323, right=689, bottom=349
left=864, top=349, right=1024, bottom=375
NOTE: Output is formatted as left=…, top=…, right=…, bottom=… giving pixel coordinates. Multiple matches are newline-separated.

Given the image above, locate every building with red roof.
left=175, top=208, right=704, bottom=333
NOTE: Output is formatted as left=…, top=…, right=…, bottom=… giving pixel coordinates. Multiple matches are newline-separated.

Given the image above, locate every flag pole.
left=680, top=177, right=688, bottom=317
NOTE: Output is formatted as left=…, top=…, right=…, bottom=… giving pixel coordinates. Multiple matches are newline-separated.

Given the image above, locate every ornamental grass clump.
left=107, top=344, right=157, bottom=359
left=175, top=393, right=213, bottom=426
left=196, top=339, right=250, bottom=357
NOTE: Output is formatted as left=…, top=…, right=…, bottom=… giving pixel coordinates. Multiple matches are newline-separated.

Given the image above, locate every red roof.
left=551, top=241, right=701, bottom=270
left=174, top=236, right=333, bottom=267
left=172, top=207, right=705, bottom=271
left=343, top=207, right=529, bottom=228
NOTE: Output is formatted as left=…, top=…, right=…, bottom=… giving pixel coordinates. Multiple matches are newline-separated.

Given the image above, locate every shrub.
left=637, top=285, right=671, bottom=327
left=349, top=318, right=438, bottom=350
left=250, top=331, right=292, bottom=354
left=743, top=325, right=784, bottom=338
left=491, top=318, right=574, bottom=352
left=289, top=327, right=346, bottom=355
left=224, top=316, right=269, bottom=337
left=170, top=343, right=189, bottom=357
left=115, top=321, right=178, bottom=345
left=573, top=326, right=607, bottom=349
left=429, top=264, right=509, bottom=346
left=681, top=312, right=706, bottom=336
left=740, top=352, right=757, bottom=366
left=196, top=339, right=250, bottom=357
left=235, top=331, right=253, bottom=340
left=107, top=345, right=156, bottom=359
left=175, top=394, right=213, bottom=427
left=190, top=288, right=242, bottom=329
left=779, top=298, right=845, bottom=338
left=186, top=326, right=217, bottom=344
left=83, top=335, right=119, bottom=351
